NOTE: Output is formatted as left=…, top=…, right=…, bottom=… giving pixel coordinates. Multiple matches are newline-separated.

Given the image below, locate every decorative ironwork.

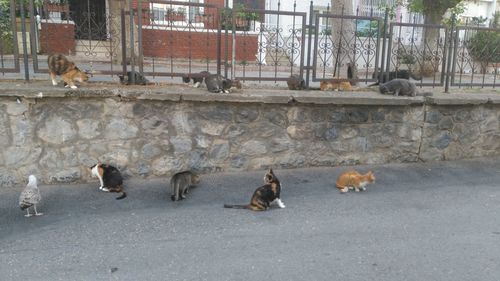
left=451, top=24, right=500, bottom=87
left=2, top=0, right=499, bottom=89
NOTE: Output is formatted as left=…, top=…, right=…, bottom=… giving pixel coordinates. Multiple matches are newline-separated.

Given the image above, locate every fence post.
left=121, top=8, right=127, bottom=76
left=28, top=0, right=38, bottom=71
left=223, top=0, right=230, bottom=79
left=444, top=16, right=456, bottom=93
left=128, top=0, right=135, bottom=84
left=19, top=0, right=30, bottom=81
left=305, top=1, right=314, bottom=88
left=379, top=8, right=389, bottom=78
left=137, top=0, right=143, bottom=75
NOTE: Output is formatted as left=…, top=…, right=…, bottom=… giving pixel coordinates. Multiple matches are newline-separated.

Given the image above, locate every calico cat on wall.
left=335, top=170, right=376, bottom=193
left=224, top=169, right=285, bottom=211
left=90, top=164, right=127, bottom=200
left=170, top=171, right=201, bottom=201
left=48, top=54, right=89, bottom=89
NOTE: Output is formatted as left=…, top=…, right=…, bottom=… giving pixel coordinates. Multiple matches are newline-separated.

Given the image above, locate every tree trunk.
left=108, top=0, right=139, bottom=65
left=330, top=0, right=354, bottom=78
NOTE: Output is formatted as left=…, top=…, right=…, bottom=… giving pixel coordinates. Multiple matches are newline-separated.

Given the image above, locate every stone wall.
left=0, top=85, right=499, bottom=186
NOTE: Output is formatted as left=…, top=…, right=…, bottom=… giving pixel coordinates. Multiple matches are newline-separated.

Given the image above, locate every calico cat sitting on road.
left=48, top=54, right=89, bottom=89
left=90, top=164, right=127, bottom=200
left=224, top=169, right=285, bottom=211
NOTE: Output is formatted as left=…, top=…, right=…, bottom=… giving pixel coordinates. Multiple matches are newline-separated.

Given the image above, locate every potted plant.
left=166, top=8, right=185, bottom=22
left=43, top=0, right=69, bottom=13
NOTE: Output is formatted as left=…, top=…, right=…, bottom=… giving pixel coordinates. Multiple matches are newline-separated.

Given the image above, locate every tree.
left=330, top=0, right=355, bottom=77
left=406, top=0, right=466, bottom=75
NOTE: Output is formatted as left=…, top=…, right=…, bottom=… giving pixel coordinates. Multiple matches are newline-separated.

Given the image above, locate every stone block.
left=104, top=118, right=138, bottom=140
left=38, top=117, right=76, bottom=144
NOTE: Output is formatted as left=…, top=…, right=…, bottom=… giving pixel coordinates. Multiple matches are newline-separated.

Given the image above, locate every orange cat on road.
left=335, top=170, right=375, bottom=193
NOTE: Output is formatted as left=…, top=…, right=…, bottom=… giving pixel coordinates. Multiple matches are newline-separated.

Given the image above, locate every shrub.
left=467, top=30, right=500, bottom=63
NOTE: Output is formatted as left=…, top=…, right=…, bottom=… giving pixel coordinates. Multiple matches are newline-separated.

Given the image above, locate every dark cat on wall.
left=378, top=79, right=433, bottom=97
left=119, top=71, right=149, bottom=85
left=370, top=69, right=422, bottom=86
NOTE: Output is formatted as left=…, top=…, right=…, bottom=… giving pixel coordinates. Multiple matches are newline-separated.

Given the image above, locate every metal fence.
left=0, top=0, right=499, bottom=90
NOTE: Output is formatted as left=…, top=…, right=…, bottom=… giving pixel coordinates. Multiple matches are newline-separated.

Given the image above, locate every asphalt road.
left=1, top=157, right=500, bottom=281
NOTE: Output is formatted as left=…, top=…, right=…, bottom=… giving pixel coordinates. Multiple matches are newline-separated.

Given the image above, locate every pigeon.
left=19, top=175, right=43, bottom=217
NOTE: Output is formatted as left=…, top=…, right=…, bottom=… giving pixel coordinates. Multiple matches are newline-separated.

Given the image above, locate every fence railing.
left=0, top=0, right=499, bottom=90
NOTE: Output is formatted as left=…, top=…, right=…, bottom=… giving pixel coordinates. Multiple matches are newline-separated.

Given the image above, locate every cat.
left=205, top=74, right=233, bottom=93
left=379, top=79, right=433, bottom=97
left=90, top=164, right=127, bottom=200
left=224, top=169, right=285, bottom=211
left=170, top=171, right=201, bottom=201
left=320, top=80, right=353, bottom=91
left=119, top=71, right=149, bottom=85
left=370, top=69, right=422, bottom=86
left=48, top=54, right=89, bottom=89
left=335, top=170, right=376, bottom=193
left=347, top=62, right=358, bottom=86
left=182, top=71, right=210, bottom=88
left=287, top=74, right=305, bottom=90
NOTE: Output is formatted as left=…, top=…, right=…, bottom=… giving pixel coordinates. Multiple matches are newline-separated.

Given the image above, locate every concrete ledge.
left=1, top=81, right=499, bottom=106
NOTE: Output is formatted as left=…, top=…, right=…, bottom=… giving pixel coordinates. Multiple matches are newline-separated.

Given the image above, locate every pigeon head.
left=28, top=175, right=37, bottom=187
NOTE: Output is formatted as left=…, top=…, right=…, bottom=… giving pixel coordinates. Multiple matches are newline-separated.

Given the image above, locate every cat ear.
left=84, top=69, right=93, bottom=77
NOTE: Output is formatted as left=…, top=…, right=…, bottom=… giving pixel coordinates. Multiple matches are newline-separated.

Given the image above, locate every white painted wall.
left=461, top=0, right=498, bottom=25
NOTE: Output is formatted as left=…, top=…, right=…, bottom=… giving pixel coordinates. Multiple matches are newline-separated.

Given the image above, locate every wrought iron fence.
left=0, top=0, right=499, bottom=90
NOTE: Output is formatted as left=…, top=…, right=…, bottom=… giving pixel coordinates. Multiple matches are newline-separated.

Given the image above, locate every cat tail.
left=223, top=204, right=249, bottom=209
left=367, top=81, right=380, bottom=87
left=115, top=191, right=127, bottom=200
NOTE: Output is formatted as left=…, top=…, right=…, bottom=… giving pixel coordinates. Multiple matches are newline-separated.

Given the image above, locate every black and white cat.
left=90, top=164, right=127, bottom=200
left=182, top=71, right=210, bottom=88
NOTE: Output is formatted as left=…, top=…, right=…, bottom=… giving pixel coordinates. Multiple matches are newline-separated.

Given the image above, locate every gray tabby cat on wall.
left=205, top=74, right=233, bottom=93
left=379, top=79, right=433, bottom=97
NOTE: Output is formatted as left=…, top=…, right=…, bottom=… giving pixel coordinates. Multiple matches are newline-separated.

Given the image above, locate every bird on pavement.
left=19, top=175, right=43, bottom=217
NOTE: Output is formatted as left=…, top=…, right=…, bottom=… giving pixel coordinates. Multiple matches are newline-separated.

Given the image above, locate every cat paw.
left=70, top=85, right=78, bottom=89
left=52, top=81, right=58, bottom=86
left=102, top=187, right=110, bottom=192
left=340, top=188, right=349, bottom=193
left=35, top=212, right=44, bottom=216
left=24, top=214, right=33, bottom=217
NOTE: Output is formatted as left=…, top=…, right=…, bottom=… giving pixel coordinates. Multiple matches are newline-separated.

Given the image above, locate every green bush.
left=467, top=30, right=500, bottom=63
